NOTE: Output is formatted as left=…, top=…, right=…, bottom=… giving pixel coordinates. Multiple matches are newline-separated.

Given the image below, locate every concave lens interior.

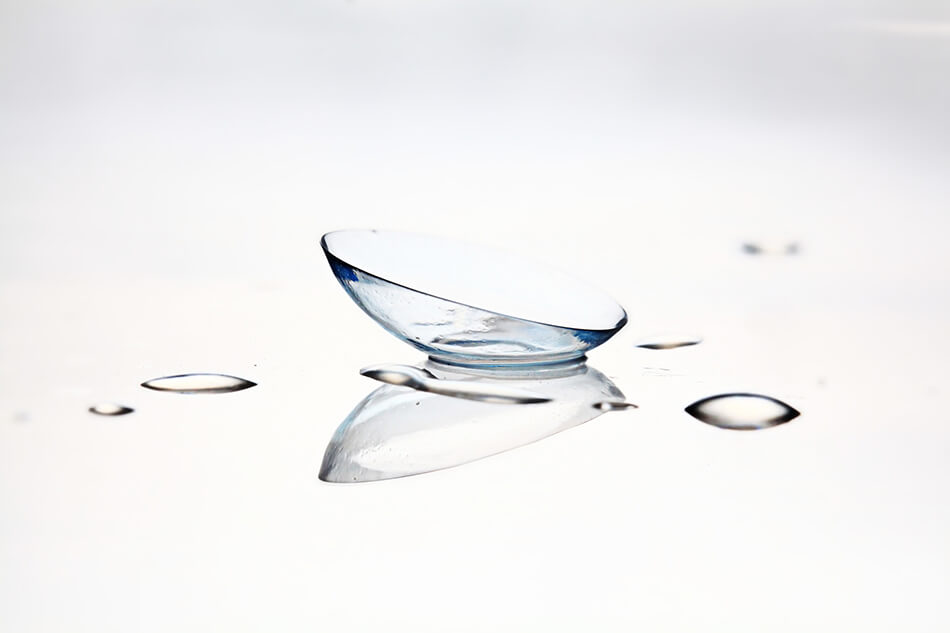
left=322, top=230, right=626, bottom=331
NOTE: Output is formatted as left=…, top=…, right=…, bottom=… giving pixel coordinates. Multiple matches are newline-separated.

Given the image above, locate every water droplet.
left=359, top=364, right=550, bottom=404
left=141, top=373, right=256, bottom=394
left=12, top=411, right=31, bottom=423
left=89, top=403, right=134, bottom=416
left=741, top=241, right=800, bottom=256
left=635, top=334, right=703, bottom=350
left=359, top=365, right=431, bottom=389
left=593, top=401, right=638, bottom=411
left=685, top=393, right=799, bottom=430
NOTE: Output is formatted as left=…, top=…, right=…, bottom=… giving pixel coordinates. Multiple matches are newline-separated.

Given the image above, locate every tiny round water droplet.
left=741, top=241, right=800, bottom=256
left=685, top=393, right=799, bottom=430
left=89, top=403, right=134, bottom=416
left=141, top=373, right=256, bottom=394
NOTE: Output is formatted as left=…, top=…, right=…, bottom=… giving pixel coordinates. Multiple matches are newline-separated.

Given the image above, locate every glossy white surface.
left=2, top=1, right=949, bottom=631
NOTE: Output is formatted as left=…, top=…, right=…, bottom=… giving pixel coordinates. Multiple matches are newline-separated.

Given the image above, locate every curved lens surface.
left=322, top=230, right=627, bottom=365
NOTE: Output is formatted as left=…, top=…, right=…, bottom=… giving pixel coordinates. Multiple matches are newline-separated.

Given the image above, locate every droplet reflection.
left=141, top=373, right=256, bottom=394
left=685, top=393, right=799, bottom=430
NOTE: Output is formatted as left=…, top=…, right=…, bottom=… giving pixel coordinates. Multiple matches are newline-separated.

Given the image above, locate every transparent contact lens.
left=322, top=230, right=627, bottom=367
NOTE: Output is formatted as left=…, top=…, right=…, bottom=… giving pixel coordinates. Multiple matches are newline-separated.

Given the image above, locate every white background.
left=2, top=1, right=949, bottom=630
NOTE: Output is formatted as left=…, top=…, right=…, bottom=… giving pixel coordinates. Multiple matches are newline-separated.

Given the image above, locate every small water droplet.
left=360, top=365, right=431, bottom=389
left=685, top=393, right=799, bottom=430
left=12, top=411, right=31, bottom=423
left=635, top=334, right=703, bottom=350
left=141, top=373, right=256, bottom=394
left=741, top=241, right=800, bottom=256
left=89, top=403, right=134, bottom=416
left=593, top=401, right=638, bottom=411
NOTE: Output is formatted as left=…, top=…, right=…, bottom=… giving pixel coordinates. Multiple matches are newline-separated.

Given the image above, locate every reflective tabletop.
left=2, top=2, right=949, bottom=631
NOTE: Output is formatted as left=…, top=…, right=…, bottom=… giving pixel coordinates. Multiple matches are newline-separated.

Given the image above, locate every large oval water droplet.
left=685, top=393, right=799, bottom=430
left=141, top=373, right=256, bottom=394
left=89, top=403, right=134, bottom=416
